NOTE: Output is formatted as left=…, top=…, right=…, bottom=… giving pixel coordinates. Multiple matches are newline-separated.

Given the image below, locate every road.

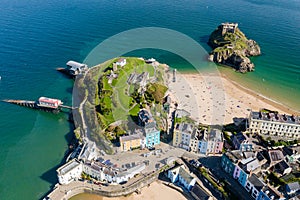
left=199, top=156, right=254, bottom=200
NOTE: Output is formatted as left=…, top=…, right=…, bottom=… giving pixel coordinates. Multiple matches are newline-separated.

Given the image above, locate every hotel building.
left=248, top=110, right=300, bottom=140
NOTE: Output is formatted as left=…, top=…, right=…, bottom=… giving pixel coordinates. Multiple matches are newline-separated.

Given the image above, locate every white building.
left=78, top=141, right=99, bottom=161
left=115, top=58, right=126, bottom=67
left=248, top=110, right=300, bottom=140
left=66, top=60, right=88, bottom=75
left=57, top=158, right=146, bottom=185
left=57, top=159, right=83, bottom=185
left=82, top=161, right=105, bottom=181
left=168, top=165, right=197, bottom=191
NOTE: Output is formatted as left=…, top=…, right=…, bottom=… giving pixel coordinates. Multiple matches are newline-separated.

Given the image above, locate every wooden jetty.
left=2, top=97, right=76, bottom=113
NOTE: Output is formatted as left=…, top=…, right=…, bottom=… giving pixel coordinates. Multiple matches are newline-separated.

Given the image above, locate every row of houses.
left=221, top=143, right=300, bottom=200
left=221, top=149, right=284, bottom=200
left=173, top=123, right=224, bottom=155
left=248, top=109, right=300, bottom=140
left=119, top=109, right=160, bottom=151
left=57, top=158, right=145, bottom=185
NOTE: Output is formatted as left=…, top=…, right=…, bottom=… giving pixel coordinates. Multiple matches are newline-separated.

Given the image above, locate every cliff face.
left=208, top=23, right=261, bottom=73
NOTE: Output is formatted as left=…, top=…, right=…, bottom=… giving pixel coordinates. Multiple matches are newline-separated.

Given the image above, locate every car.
left=148, top=147, right=155, bottom=151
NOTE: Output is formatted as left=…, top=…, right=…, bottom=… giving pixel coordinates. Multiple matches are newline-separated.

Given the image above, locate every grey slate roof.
left=248, top=174, right=265, bottom=191
left=191, top=184, right=211, bottom=200
left=287, top=182, right=300, bottom=191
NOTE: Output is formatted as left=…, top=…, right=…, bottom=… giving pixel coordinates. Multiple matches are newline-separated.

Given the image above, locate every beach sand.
left=166, top=72, right=298, bottom=125
left=70, top=181, right=186, bottom=200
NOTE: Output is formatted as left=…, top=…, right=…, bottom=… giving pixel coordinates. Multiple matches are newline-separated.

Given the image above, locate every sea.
left=0, top=0, right=299, bottom=199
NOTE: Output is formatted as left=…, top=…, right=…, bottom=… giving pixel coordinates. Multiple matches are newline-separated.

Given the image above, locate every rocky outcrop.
left=208, top=23, right=261, bottom=73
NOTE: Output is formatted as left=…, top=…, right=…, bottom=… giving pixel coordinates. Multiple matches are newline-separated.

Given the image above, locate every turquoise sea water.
left=0, top=0, right=299, bottom=199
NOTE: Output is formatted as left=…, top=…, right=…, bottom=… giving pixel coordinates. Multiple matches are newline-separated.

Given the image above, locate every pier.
left=2, top=97, right=76, bottom=113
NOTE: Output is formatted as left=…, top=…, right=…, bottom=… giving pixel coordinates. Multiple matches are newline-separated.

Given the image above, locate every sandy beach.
left=70, top=181, right=187, bottom=200
left=167, top=72, right=299, bottom=125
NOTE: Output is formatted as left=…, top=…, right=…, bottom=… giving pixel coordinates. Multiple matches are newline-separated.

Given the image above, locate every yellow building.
left=120, top=134, right=144, bottom=151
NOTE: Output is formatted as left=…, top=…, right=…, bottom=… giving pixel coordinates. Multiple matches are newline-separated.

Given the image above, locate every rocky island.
left=208, top=22, right=261, bottom=73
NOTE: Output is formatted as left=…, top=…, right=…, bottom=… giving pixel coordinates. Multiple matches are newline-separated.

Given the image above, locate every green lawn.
left=102, top=77, right=112, bottom=90
left=129, top=104, right=140, bottom=116
left=93, top=57, right=168, bottom=134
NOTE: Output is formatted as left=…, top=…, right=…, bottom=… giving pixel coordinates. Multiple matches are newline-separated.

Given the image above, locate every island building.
left=167, top=164, right=197, bottom=191
left=127, top=72, right=149, bottom=88
left=248, top=109, right=300, bottom=140
left=173, top=123, right=223, bottom=155
left=220, top=22, right=238, bottom=36
left=221, top=149, right=286, bottom=200
left=57, top=158, right=146, bottom=185
left=115, top=58, right=127, bottom=67
left=66, top=60, right=88, bottom=76
left=106, top=70, right=118, bottom=84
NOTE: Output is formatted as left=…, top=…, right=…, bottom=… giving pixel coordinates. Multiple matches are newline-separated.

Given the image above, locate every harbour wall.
left=47, top=169, right=161, bottom=200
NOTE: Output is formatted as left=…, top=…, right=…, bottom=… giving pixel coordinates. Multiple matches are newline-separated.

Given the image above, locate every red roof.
left=39, top=97, right=61, bottom=104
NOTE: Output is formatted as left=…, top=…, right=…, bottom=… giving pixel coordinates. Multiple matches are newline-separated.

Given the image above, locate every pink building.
left=233, top=165, right=242, bottom=179
left=206, top=129, right=224, bottom=154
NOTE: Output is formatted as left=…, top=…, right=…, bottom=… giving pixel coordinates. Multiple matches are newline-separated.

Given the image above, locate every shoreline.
left=219, top=73, right=300, bottom=115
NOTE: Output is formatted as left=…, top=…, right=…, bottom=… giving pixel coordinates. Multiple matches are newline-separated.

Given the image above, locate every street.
left=199, top=156, right=254, bottom=200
